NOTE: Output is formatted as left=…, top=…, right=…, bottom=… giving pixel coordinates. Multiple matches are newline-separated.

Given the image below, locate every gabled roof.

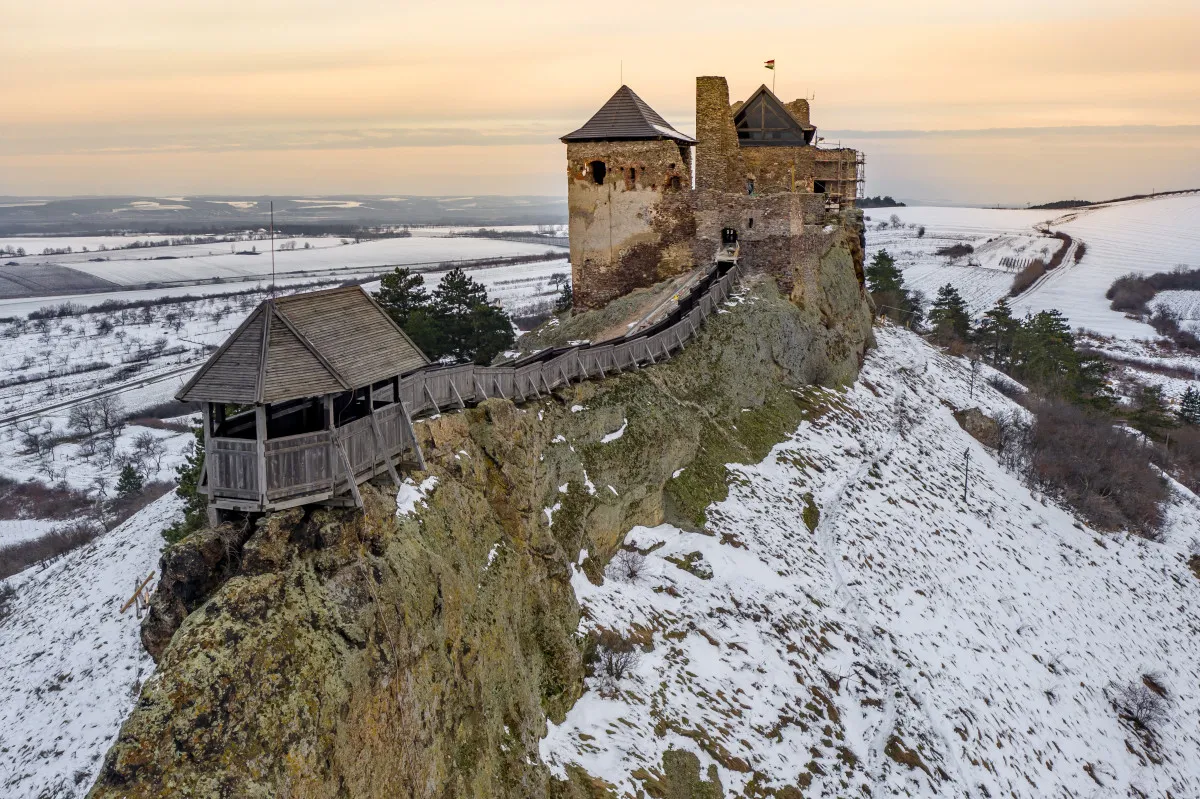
left=561, top=85, right=696, bottom=144
left=176, top=285, right=429, bottom=404
left=734, top=85, right=815, bottom=147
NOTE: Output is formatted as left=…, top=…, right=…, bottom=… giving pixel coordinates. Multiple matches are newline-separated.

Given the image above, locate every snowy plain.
left=866, top=192, right=1200, bottom=339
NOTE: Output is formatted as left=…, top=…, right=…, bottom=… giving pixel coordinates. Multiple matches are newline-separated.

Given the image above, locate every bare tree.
left=130, top=431, right=167, bottom=474
left=596, top=629, right=641, bottom=682
left=1110, top=678, right=1168, bottom=740
left=94, top=395, right=126, bottom=443
left=612, top=548, right=646, bottom=582
left=68, top=402, right=102, bottom=439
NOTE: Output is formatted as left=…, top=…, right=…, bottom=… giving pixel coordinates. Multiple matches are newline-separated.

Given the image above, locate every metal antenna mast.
left=269, top=200, right=276, bottom=297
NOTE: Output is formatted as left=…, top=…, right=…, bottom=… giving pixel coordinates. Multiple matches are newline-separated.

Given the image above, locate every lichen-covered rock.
left=90, top=276, right=873, bottom=799
left=954, top=407, right=1001, bottom=449
left=140, top=521, right=253, bottom=660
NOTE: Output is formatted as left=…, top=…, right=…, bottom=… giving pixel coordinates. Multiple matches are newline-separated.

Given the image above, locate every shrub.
left=935, top=243, right=974, bottom=258
left=0, top=521, right=103, bottom=581
left=1021, top=397, right=1166, bottom=537
left=596, top=629, right=641, bottom=682
left=1110, top=678, right=1168, bottom=740
left=0, top=582, right=16, bottom=624
left=612, top=548, right=646, bottom=582
left=1010, top=260, right=1046, bottom=296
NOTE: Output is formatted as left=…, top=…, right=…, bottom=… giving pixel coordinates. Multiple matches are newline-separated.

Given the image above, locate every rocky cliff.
left=89, top=237, right=873, bottom=798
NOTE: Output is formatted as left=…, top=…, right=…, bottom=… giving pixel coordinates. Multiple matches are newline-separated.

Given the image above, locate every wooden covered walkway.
left=178, top=261, right=742, bottom=519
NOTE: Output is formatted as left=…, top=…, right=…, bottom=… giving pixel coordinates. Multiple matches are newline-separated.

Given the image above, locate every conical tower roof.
left=561, top=85, right=695, bottom=144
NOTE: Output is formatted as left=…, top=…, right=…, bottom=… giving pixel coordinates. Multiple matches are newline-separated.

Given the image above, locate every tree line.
left=868, top=248, right=1200, bottom=537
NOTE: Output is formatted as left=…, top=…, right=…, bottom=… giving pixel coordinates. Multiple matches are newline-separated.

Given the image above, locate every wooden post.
left=369, top=413, right=402, bottom=489
left=200, top=404, right=214, bottom=498
left=255, top=405, right=268, bottom=508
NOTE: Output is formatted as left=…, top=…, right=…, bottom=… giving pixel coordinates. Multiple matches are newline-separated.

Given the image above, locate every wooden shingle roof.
left=176, top=285, right=428, bottom=404
left=561, top=85, right=696, bottom=144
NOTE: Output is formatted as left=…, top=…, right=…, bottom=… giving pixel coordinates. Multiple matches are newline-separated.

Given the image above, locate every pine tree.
left=1179, top=385, right=1200, bottom=425
left=927, top=283, right=971, bottom=343
left=865, top=250, right=903, bottom=295
left=1008, top=309, right=1111, bottom=407
left=374, top=267, right=429, bottom=327
left=430, top=269, right=515, bottom=365
left=164, top=425, right=207, bottom=543
left=116, top=463, right=143, bottom=497
left=1129, top=384, right=1177, bottom=437
left=865, top=250, right=922, bottom=328
left=549, top=273, right=573, bottom=313
left=974, top=298, right=1018, bottom=367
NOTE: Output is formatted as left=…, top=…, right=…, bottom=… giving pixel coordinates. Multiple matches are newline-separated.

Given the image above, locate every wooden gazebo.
left=176, top=286, right=429, bottom=520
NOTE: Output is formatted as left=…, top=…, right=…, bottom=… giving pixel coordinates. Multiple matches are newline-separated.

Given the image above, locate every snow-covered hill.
left=0, top=495, right=176, bottom=799
left=7, top=325, right=1200, bottom=798
left=542, top=326, right=1200, bottom=797
left=866, top=193, right=1200, bottom=340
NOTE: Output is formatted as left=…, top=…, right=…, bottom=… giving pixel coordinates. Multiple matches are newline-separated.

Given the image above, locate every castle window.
left=748, top=217, right=755, bottom=230
left=746, top=179, right=755, bottom=195
left=814, top=180, right=828, bottom=194
left=589, top=161, right=607, bottom=185
left=667, top=175, right=682, bottom=192
left=629, top=167, right=636, bottom=183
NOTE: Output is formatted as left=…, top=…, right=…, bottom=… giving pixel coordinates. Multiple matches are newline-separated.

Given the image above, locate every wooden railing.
left=206, top=261, right=742, bottom=508
left=399, top=260, right=741, bottom=417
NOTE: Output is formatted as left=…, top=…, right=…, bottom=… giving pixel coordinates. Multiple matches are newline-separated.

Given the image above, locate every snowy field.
left=543, top=324, right=1200, bottom=798
left=59, top=236, right=563, bottom=287
left=866, top=193, right=1200, bottom=339
left=1155, top=290, right=1200, bottom=329
left=0, top=494, right=179, bottom=799
left=0, top=253, right=569, bottom=495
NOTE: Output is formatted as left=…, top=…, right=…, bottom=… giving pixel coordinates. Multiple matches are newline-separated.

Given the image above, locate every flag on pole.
left=764, top=59, right=775, bottom=70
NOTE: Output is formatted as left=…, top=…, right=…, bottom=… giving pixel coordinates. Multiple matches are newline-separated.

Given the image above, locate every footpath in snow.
left=542, top=326, right=1200, bottom=798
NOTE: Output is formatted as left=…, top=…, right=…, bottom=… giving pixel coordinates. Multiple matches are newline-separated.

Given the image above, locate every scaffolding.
left=813, top=144, right=866, bottom=205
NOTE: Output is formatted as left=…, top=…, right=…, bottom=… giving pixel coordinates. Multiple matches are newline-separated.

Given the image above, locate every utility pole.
left=962, top=447, right=971, bottom=503
left=969, top=357, right=980, bottom=398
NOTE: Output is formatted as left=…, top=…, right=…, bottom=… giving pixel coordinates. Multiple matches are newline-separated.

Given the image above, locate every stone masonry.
left=564, top=76, right=865, bottom=311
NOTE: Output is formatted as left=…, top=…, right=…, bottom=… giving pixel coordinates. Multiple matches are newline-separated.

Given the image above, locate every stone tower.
left=561, top=85, right=696, bottom=310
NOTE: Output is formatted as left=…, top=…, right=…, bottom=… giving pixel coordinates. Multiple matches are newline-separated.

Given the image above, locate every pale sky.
left=1, top=0, right=1198, bottom=204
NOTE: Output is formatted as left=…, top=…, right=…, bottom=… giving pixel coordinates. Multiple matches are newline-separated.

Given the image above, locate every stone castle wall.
left=566, top=140, right=694, bottom=310
left=566, top=76, right=863, bottom=311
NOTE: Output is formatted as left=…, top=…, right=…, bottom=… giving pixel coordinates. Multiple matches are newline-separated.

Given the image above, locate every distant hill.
left=0, top=195, right=568, bottom=236
left=1030, top=187, right=1199, bottom=210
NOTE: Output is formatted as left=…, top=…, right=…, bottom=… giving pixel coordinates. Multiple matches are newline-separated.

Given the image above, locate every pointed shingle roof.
left=561, top=85, right=695, bottom=144
left=176, top=285, right=428, bottom=404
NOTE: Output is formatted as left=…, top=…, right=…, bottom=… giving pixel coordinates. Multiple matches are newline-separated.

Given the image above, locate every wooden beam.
left=399, top=401, right=427, bottom=471
left=255, top=405, right=268, bottom=503
left=120, top=572, right=156, bottom=614
left=369, top=413, right=402, bottom=489
left=423, top=384, right=441, bottom=415
left=335, top=440, right=364, bottom=509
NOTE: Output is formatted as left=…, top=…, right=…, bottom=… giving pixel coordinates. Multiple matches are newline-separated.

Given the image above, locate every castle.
left=562, top=76, right=864, bottom=310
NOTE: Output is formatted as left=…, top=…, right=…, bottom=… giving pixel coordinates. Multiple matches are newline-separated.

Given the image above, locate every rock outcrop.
left=89, top=266, right=873, bottom=798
